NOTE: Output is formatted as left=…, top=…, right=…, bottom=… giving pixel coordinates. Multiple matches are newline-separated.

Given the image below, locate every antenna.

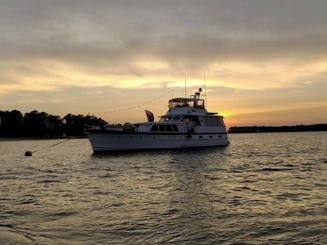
left=204, top=74, right=207, bottom=108
left=184, top=74, right=187, bottom=98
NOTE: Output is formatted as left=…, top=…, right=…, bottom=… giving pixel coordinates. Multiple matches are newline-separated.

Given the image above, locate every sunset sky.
left=1, top=0, right=327, bottom=128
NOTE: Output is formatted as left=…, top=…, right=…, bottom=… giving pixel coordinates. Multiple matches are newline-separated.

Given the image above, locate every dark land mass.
left=228, top=124, right=327, bottom=133
left=2, top=109, right=326, bottom=137
left=0, top=110, right=106, bottom=138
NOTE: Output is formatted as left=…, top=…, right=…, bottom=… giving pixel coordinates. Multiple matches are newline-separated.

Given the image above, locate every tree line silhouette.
left=0, top=110, right=106, bottom=138
left=228, top=124, right=327, bottom=133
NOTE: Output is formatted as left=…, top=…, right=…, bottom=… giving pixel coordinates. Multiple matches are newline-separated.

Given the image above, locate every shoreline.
left=0, top=136, right=88, bottom=141
left=228, top=124, right=327, bottom=133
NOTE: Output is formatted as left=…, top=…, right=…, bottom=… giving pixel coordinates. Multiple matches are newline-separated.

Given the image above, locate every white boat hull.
left=88, top=132, right=229, bottom=152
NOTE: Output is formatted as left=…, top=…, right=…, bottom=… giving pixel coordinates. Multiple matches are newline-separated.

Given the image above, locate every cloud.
left=2, top=31, right=327, bottom=91
left=1, top=0, right=327, bottom=124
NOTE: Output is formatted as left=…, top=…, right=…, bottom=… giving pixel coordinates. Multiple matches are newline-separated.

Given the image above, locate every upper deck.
left=168, top=97, right=205, bottom=110
left=168, top=88, right=205, bottom=110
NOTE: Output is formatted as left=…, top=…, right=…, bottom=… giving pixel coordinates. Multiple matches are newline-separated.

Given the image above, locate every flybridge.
left=168, top=88, right=205, bottom=110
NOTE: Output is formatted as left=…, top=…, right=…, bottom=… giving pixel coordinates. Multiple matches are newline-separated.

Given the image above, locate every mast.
left=204, top=74, right=207, bottom=108
left=184, top=74, right=187, bottom=98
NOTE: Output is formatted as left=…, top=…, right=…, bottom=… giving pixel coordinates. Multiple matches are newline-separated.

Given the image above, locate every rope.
left=95, top=90, right=171, bottom=115
left=47, top=139, right=69, bottom=148
left=25, top=138, right=70, bottom=156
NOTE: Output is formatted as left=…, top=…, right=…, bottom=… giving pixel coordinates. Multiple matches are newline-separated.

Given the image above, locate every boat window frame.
left=181, top=115, right=200, bottom=124
left=202, top=116, right=222, bottom=126
left=150, top=123, right=179, bottom=133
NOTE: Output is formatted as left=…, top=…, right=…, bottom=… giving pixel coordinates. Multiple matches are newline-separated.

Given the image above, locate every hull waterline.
left=88, top=132, right=229, bottom=152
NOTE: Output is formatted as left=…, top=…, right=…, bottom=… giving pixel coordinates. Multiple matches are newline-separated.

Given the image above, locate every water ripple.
left=0, top=133, right=326, bottom=244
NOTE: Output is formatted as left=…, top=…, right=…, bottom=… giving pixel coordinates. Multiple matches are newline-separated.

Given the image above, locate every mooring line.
left=47, top=139, right=70, bottom=148
left=25, top=138, right=71, bottom=157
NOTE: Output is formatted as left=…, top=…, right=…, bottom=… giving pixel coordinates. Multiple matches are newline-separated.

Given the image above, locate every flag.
left=145, top=110, right=154, bottom=122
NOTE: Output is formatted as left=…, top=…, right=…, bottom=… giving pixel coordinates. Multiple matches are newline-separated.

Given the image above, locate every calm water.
left=0, top=132, right=326, bottom=244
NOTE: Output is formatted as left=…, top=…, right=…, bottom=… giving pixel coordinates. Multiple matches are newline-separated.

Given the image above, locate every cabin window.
left=182, top=117, right=190, bottom=122
left=151, top=124, right=179, bottom=132
left=182, top=116, right=200, bottom=124
left=194, top=100, right=204, bottom=109
left=193, top=116, right=200, bottom=124
left=202, top=116, right=222, bottom=126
